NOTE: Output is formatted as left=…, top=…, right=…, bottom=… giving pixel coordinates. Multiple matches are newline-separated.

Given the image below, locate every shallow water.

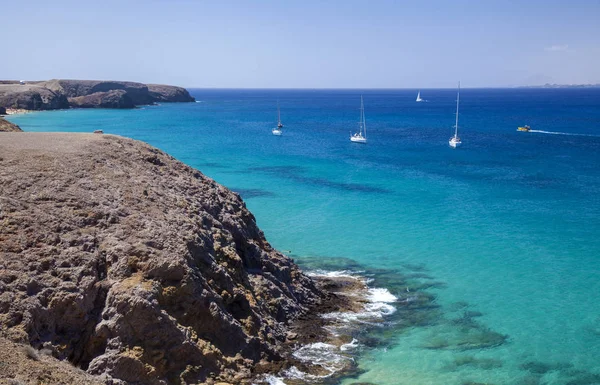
left=8, top=88, right=600, bottom=384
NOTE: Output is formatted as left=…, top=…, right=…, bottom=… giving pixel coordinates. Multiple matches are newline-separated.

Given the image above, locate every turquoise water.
left=8, top=88, right=600, bottom=384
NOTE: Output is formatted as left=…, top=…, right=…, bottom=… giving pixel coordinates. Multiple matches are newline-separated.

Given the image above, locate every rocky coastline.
left=0, top=132, right=377, bottom=385
left=0, top=79, right=195, bottom=111
left=0, top=116, right=23, bottom=132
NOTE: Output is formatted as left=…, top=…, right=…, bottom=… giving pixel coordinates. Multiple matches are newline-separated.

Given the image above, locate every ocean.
left=7, top=88, right=600, bottom=385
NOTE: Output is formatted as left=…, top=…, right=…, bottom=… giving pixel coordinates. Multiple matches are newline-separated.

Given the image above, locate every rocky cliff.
left=147, top=84, right=197, bottom=103
left=0, top=84, right=69, bottom=110
left=69, top=90, right=136, bottom=109
left=0, top=80, right=195, bottom=111
left=0, top=133, right=322, bottom=384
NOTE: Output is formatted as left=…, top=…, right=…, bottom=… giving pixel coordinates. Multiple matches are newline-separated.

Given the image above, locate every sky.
left=1, top=0, right=599, bottom=88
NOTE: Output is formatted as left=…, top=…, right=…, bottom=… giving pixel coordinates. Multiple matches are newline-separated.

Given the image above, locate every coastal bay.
left=0, top=132, right=399, bottom=384
left=4, top=88, right=600, bottom=385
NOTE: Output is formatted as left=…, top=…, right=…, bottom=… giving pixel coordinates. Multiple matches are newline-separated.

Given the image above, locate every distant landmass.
left=519, top=83, right=600, bottom=89
left=0, top=79, right=195, bottom=111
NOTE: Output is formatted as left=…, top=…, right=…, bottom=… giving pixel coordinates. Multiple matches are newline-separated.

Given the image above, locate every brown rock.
left=0, top=117, right=22, bottom=132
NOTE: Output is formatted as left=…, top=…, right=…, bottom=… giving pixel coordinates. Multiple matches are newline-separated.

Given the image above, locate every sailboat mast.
left=362, top=95, right=366, bottom=139
left=277, top=100, right=281, bottom=124
left=454, top=82, right=460, bottom=138
left=359, top=95, right=366, bottom=138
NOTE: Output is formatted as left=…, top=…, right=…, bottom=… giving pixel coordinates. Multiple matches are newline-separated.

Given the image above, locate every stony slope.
left=0, top=133, right=322, bottom=384
left=0, top=338, right=105, bottom=385
left=0, top=117, right=22, bottom=132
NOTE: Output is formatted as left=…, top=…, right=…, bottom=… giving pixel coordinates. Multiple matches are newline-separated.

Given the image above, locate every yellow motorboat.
left=517, top=125, right=531, bottom=132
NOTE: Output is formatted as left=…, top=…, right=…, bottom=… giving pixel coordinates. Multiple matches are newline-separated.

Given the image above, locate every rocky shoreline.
left=253, top=274, right=371, bottom=383
left=0, top=116, right=22, bottom=132
left=0, top=79, right=195, bottom=111
left=0, top=132, right=384, bottom=385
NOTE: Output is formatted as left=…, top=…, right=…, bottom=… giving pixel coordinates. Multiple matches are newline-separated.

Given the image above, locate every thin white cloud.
left=545, top=44, right=569, bottom=52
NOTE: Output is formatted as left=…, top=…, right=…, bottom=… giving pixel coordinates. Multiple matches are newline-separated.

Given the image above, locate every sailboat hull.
left=272, top=129, right=282, bottom=136
left=350, top=96, right=367, bottom=143
left=449, top=138, right=461, bottom=148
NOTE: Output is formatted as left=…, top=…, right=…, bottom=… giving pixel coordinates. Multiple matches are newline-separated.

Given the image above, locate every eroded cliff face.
left=0, top=133, right=322, bottom=384
left=41, top=80, right=156, bottom=106
left=0, top=84, right=69, bottom=110
left=147, top=84, right=197, bottom=103
left=68, top=90, right=136, bottom=109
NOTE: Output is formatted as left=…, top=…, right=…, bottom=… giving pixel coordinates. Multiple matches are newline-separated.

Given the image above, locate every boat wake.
left=528, top=130, right=600, bottom=138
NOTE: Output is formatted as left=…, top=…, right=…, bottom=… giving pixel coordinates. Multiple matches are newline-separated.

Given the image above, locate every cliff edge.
left=0, top=133, right=322, bottom=384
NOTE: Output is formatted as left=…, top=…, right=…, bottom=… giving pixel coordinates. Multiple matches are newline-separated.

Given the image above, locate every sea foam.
left=264, top=269, right=398, bottom=383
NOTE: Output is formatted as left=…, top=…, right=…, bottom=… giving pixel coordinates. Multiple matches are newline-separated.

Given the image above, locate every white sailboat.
left=272, top=100, right=283, bottom=136
left=416, top=90, right=424, bottom=102
left=449, top=82, right=462, bottom=148
left=350, top=96, right=367, bottom=143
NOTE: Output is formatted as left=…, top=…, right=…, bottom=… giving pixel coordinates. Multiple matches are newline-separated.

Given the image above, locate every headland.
left=0, top=79, right=195, bottom=111
left=0, top=132, right=378, bottom=384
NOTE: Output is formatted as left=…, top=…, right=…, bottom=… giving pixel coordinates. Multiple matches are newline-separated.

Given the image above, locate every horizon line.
left=186, top=85, right=600, bottom=90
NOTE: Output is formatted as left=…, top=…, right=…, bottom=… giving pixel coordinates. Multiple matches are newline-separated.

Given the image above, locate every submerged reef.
left=294, top=256, right=516, bottom=384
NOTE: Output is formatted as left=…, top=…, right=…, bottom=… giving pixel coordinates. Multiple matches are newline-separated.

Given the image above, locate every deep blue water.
left=8, top=88, right=600, bottom=385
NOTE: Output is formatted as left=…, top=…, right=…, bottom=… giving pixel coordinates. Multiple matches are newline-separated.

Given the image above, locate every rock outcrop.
left=0, top=133, right=322, bottom=384
left=0, top=84, right=69, bottom=110
left=69, top=90, right=136, bottom=109
left=0, top=117, right=23, bottom=132
left=147, top=84, right=196, bottom=103
left=0, top=79, right=195, bottom=111
left=41, top=79, right=156, bottom=106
